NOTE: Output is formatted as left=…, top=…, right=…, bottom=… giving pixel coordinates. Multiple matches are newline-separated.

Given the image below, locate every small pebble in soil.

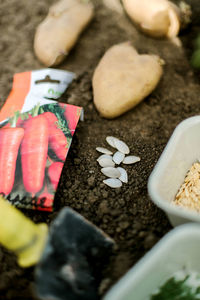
left=87, top=176, right=95, bottom=187
left=119, top=221, right=130, bottom=229
left=99, top=200, right=109, bottom=214
left=74, top=158, right=81, bottom=165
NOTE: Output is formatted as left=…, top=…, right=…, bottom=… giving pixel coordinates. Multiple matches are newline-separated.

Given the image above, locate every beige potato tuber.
left=34, top=0, right=94, bottom=66
left=92, top=42, right=163, bottom=119
left=122, top=0, right=183, bottom=38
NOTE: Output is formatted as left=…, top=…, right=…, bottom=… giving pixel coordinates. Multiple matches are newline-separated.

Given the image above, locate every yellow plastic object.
left=0, top=196, right=48, bottom=267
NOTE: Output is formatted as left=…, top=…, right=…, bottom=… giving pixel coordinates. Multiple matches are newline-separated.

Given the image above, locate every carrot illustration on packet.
left=42, top=112, right=69, bottom=161
left=0, top=69, right=82, bottom=211
left=21, top=105, right=49, bottom=196
left=0, top=113, right=24, bottom=195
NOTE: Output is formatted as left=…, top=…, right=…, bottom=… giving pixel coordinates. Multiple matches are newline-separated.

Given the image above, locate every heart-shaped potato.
left=92, top=42, right=163, bottom=119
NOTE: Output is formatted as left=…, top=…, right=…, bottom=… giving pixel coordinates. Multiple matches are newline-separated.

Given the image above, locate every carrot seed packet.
left=0, top=69, right=83, bottom=212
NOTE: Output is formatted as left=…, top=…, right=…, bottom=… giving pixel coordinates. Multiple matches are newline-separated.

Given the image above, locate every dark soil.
left=0, top=0, right=200, bottom=299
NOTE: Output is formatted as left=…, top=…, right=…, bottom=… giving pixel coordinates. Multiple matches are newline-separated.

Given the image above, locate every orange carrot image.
left=21, top=115, right=49, bottom=195
left=48, top=162, right=64, bottom=190
left=43, top=112, right=68, bottom=161
left=0, top=127, right=24, bottom=195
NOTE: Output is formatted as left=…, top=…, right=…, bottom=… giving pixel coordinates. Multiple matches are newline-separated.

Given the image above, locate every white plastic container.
left=104, top=223, right=200, bottom=300
left=148, top=116, right=200, bottom=226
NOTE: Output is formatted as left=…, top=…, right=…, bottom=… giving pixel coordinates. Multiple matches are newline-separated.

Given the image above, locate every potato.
left=122, top=0, right=180, bottom=38
left=92, top=42, right=163, bottom=119
left=34, top=0, right=94, bottom=66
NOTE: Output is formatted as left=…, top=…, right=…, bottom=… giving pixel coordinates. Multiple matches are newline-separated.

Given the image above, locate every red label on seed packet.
left=0, top=69, right=83, bottom=212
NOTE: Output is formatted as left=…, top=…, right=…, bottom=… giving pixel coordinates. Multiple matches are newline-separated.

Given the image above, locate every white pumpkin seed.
left=101, top=167, right=121, bottom=178
left=97, top=154, right=112, bottom=162
left=117, top=167, right=128, bottom=183
left=123, top=155, right=140, bottom=164
left=114, top=139, right=130, bottom=154
left=103, top=178, right=122, bottom=188
left=96, top=147, right=113, bottom=155
left=113, top=151, right=125, bottom=164
left=106, top=136, right=119, bottom=148
left=98, top=158, right=115, bottom=167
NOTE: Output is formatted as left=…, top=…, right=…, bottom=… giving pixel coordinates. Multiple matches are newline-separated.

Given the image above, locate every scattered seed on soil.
left=98, top=158, right=115, bottom=167
left=97, top=136, right=141, bottom=188
left=114, top=139, right=130, bottom=154
left=106, top=136, right=118, bottom=148
left=103, top=178, right=122, bottom=188
left=174, top=162, right=200, bottom=212
left=117, top=167, right=128, bottom=183
left=123, top=155, right=140, bottom=164
left=97, top=154, right=113, bottom=162
left=113, top=151, right=125, bottom=164
left=96, top=147, right=113, bottom=155
left=101, top=167, right=121, bottom=178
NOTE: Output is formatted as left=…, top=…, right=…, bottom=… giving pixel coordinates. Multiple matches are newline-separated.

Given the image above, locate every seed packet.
left=0, top=69, right=83, bottom=212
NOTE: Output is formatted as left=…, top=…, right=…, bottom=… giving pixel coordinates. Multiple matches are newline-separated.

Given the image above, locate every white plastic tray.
left=148, top=116, right=200, bottom=226
left=104, top=224, right=200, bottom=300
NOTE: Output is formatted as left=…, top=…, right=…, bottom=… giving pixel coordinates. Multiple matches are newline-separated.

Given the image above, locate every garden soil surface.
left=0, top=0, right=200, bottom=299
